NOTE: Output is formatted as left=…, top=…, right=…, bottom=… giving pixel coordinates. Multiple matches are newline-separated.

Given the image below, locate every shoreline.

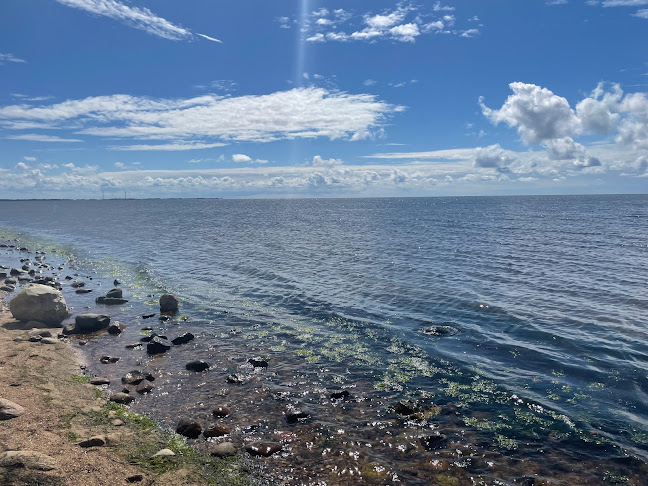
left=0, top=291, right=265, bottom=486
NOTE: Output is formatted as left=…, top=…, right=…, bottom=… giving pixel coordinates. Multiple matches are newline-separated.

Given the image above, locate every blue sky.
left=0, top=0, right=647, bottom=199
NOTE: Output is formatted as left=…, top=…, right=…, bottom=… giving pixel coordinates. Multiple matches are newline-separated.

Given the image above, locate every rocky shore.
left=0, top=244, right=268, bottom=486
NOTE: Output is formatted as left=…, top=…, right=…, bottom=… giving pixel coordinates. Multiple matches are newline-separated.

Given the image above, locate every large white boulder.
left=9, top=284, right=69, bottom=326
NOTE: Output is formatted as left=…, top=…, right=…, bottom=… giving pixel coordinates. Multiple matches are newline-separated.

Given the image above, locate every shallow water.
left=1, top=195, right=647, bottom=484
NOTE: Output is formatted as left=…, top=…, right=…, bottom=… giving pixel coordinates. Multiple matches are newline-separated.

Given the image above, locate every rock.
left=121, top=371, right=155, bottom=385
left=125, top=342, right=142, bottom=349
left=70, top=280, right=85, bottom=288
left=136, top=380, right=155, bottom=394
left=110, top=393, right=135, bottom=405
left=0, top=398, right=25, bottom=420
left=160, top=294, right=179, bottom=312
left=79, top=436, right=106, bottom=448
left=112, top=419, right=124, bottom=426
left=9, top=268, right=25, bottom=276
left=75, top=289, right=92, bottom=294
left=28, top=335, right=42, bottom=342
left=176, top=418, right=201, bottom=439
left=423, top=326, right=458, bottom=337
left=209, top=442, right=237, bottom=457
left=151, top=448, right=175, bottom=458
left=96, top=296, right=128, bottom=305
left=286, top=410, right=310, bottom=425
left=113, top=279, right=120, bottom=286
left=419, top=433, right=446, bottom=450
left=245, top=442, right=282, bottom=457
left=0, top=451, right=57, bottom=470
left=105, top=288, right=123, bottom=299
left=158, top=315, right=170, bottom=322
left=90, top=377, right=110, bottom=385
left=74, top=314, right=110, bottom=333
left=9, top=284, right=69, bottom=326
left=100, top=355, right=120, bottom=364
left=203, top=424, right=230, bottom=438
left=37, top=329, right=52, bottom=337
left=40, top=337, right=57, bottom=345
left=0, top=286, right=15, bottom=292
left=4, top=278, right=17, bottom=285
left=392, top=401, right=419, bottom=417
left=248, top=357, right=269, bottom=368
left=142, top=314, right=155, bottom=319
left=107, top=322, right=125, bottom=335
left=171, top=332, right=195, bottom=345
left=126, top=474, right=144, bottom=483
left=226, top=374, right=244, bottom=384
left=329, top=389, right=351, bottom=400
left=212, top=406, right=231, bottom=417
left=147, top=337, right=171, bottom=355
left=186, top=360, right=210, bottom=372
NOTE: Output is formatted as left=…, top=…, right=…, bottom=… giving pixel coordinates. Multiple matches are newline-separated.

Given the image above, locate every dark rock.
left=160, top=294, right=179, bottom=312
left=100, top=356, right=120, bottom=364
left=90, top=377, right=110, bottom=385
left=419, top=433, right=446, bottom=450
left=126, top=474, right=144, bottom=483
left=203, top=424, right=230, bottom=438
left=40, top=337, right=57, bottom=345
left=71, top=280, right=85, bottom=288
left=392, top=400, right=419, bottom=417
left=226, top=374, right=244, bottom=384
left=186, top=360, right=210, bottom=372
left=248, top=357, right=268, bottom=368
left=121, top=370, right=155, bottom=385
left=96, top=296, right=128, bottom=305
left=0, top=398, right=25, bottom=420
left=10, top=268, right=25, bottom=276
left=158, top=315, right=170, bottom=322
left=142, top=314, right=155, bottom=319
left=245, top=442, right=282, bottom=457
left=141, top=326, right=153, bottom=331
left=212, top=406, right=231, bottom=417
left=113, top=279, right=120, bottom=286
left=125, top=343, right=142, bottom=349
left=107, top=322, right=125, bottom=335
left=28, top=335, right=43, bottom=342
left=423, top=325, right=458, bottom=337
left=171, top=332, right=195, bottom=345
left=286, top=410, right=311, bottom=425
left=4, top=278, right=16, bottom=285
left=209, top=442, right=237, bottom=457
left=136, top=379, right=155, bottom=394
left=106, top=288, right=123, bottom=299
left=176, top=418, right=202, bottom=439
left=75, top=289, right=92, bottom=294
left=147, top=337, right=171, bottom=355
left=0, top=285, right=15, bottom=292
left=110, top=393, right=135, bottom=404
left=74, top=314, right=110, bottom=333
left=121, top=388, right=131, bottom=394
left=330, top=389, right=351, bottom=400
left=79, top=436, right=106, bottom=448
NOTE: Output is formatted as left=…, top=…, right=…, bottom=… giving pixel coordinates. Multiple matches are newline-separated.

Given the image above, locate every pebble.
left=209, top=442, right=237, bottom=457
left=245, top=442, right=282, bottom=457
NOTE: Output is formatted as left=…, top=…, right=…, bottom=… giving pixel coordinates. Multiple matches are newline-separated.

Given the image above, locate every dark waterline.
left=1, top=195, right=647, bottom=484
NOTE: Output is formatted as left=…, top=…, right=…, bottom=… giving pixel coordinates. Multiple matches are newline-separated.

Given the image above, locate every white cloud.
left=634, top=9, right=648, bottom=17
left=0, top=88, right=403, bottom=145
left=576, top=83, right=622, bottom=134
left=544, top=137, right=586, bottom=160
left=54, top=0, right=221, bottom=42
left=114, top=162, right=126, bottom=169
left=389, top=23, right=420, bottom=42
left=473, top=144, right=517, bottom=169
left=232, top=154, right=252, bottom=163
left=112, top=142, right=227, bottom=151
left=0, top=53, right=26, bottom=65
left=196, top=33, right=223, bottom=44
left=602, top=0, right=648, bottom=6
left=23, top=156, right=37, bottom=161
left=480, top=82, right=582, bottom=144
left=311, top=155, right=343, bottom=167
left=5, top=134, right=83, bottom=142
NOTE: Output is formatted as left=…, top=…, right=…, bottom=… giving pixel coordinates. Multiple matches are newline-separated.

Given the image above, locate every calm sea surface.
left=1, top=195, right=647, bottom=484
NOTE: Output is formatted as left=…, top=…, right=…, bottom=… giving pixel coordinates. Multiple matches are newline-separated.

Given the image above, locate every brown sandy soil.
left=0, top=292, right=225, bottom=486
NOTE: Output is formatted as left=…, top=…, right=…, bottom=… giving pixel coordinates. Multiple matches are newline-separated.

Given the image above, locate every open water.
left=0, top=195, right=647, bottom=485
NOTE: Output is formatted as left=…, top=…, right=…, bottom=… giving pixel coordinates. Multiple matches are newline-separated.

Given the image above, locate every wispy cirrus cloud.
left=585, top=0, right=648, bottom=17
left=111, top=142, right=227, bottom=151
left=54, top=0, right=222, bottom=42
left=5, top=133, right=83, bottom=143
left=0, top=53, right=26, bottom=65
left=0, top=88, right=404, bottom=146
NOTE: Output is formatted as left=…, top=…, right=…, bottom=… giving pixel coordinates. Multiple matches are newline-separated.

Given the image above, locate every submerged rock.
left=286, top=410, right=311, bottom=425
left=147, top=337, right=171, bottom=355
left=248, top=357, right=269, bottom=368
left=121, top=370, right=155, bottom=385
left=9, top=284, right=69, bottom=326
left=245, top=442, right=282, bottom=457
left=176, top=418, right=201, bottom=439
left=136, top=379, right=155, bottom=394
left=171, top=332, right=195, bottom=345
left=423, top=325, right=458, bottom=337
left=96, top=296, right=129, bottom=305
left=329, top=389, right=351, bottom=400
left=419, top=432, right=446, bottom=450
left=107, top=322, right=125, bottom=335
left=73, top=314, right=111, bottom=333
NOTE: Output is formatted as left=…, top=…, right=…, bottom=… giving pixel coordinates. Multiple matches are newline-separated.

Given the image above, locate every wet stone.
left=107, top=322, right=125, bottom=335
left=186, top=360, right=210, bottom=372
left=100, top=355, right=120, bottom=364
left=248, top=357, right=269, bottom=368
left=212, top=406, right=231, bottom=417
left=147, top=337, right=171, bottom=355
left=110, top=393, right=135, bottom=405
left=329, top=389, right=351, bottom=400
left=136, top=379, right=155, bottom=394
left=142, top=314, right=155, bottom=319
left=172, top=332, right=195, bottom=345
left=75, top=289, right=92, bottom=294
left=125, top=343, right=142, bottom=349
left=286, top=410, right=311, bottom=425
left=419, top=433, right=446, bottom=450
left=121, top=370, right=155, bottom=385
left=203, top=424, right=231, bottom=438
left=176, top=418, right=202, bottom=439
left=392, top=400, right=419, bottom=417
left=90, top=377, right=110, bottom=385
left=226, top=374, right=244, bottom=384
left=245, top=442, right=282, bottom=457
left=96, top=296, right=128, bottom=305
left=105, top=288, right=123, bottom=299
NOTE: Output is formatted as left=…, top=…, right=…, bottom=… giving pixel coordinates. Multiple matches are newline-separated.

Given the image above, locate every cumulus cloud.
left=473, top=144, right=516, bottom=169
left=544, top=137, right=586, bottom=160
left=54, top=0, right=221, bottom=42
left=232, top=154, right=268, bottom=164
left=0, top=88, right=403, bottom=146
left=311, top=155, right=343, bottom=167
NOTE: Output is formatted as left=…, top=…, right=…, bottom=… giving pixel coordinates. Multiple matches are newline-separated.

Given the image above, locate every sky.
left=0, top=0, right=647, bottom=199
